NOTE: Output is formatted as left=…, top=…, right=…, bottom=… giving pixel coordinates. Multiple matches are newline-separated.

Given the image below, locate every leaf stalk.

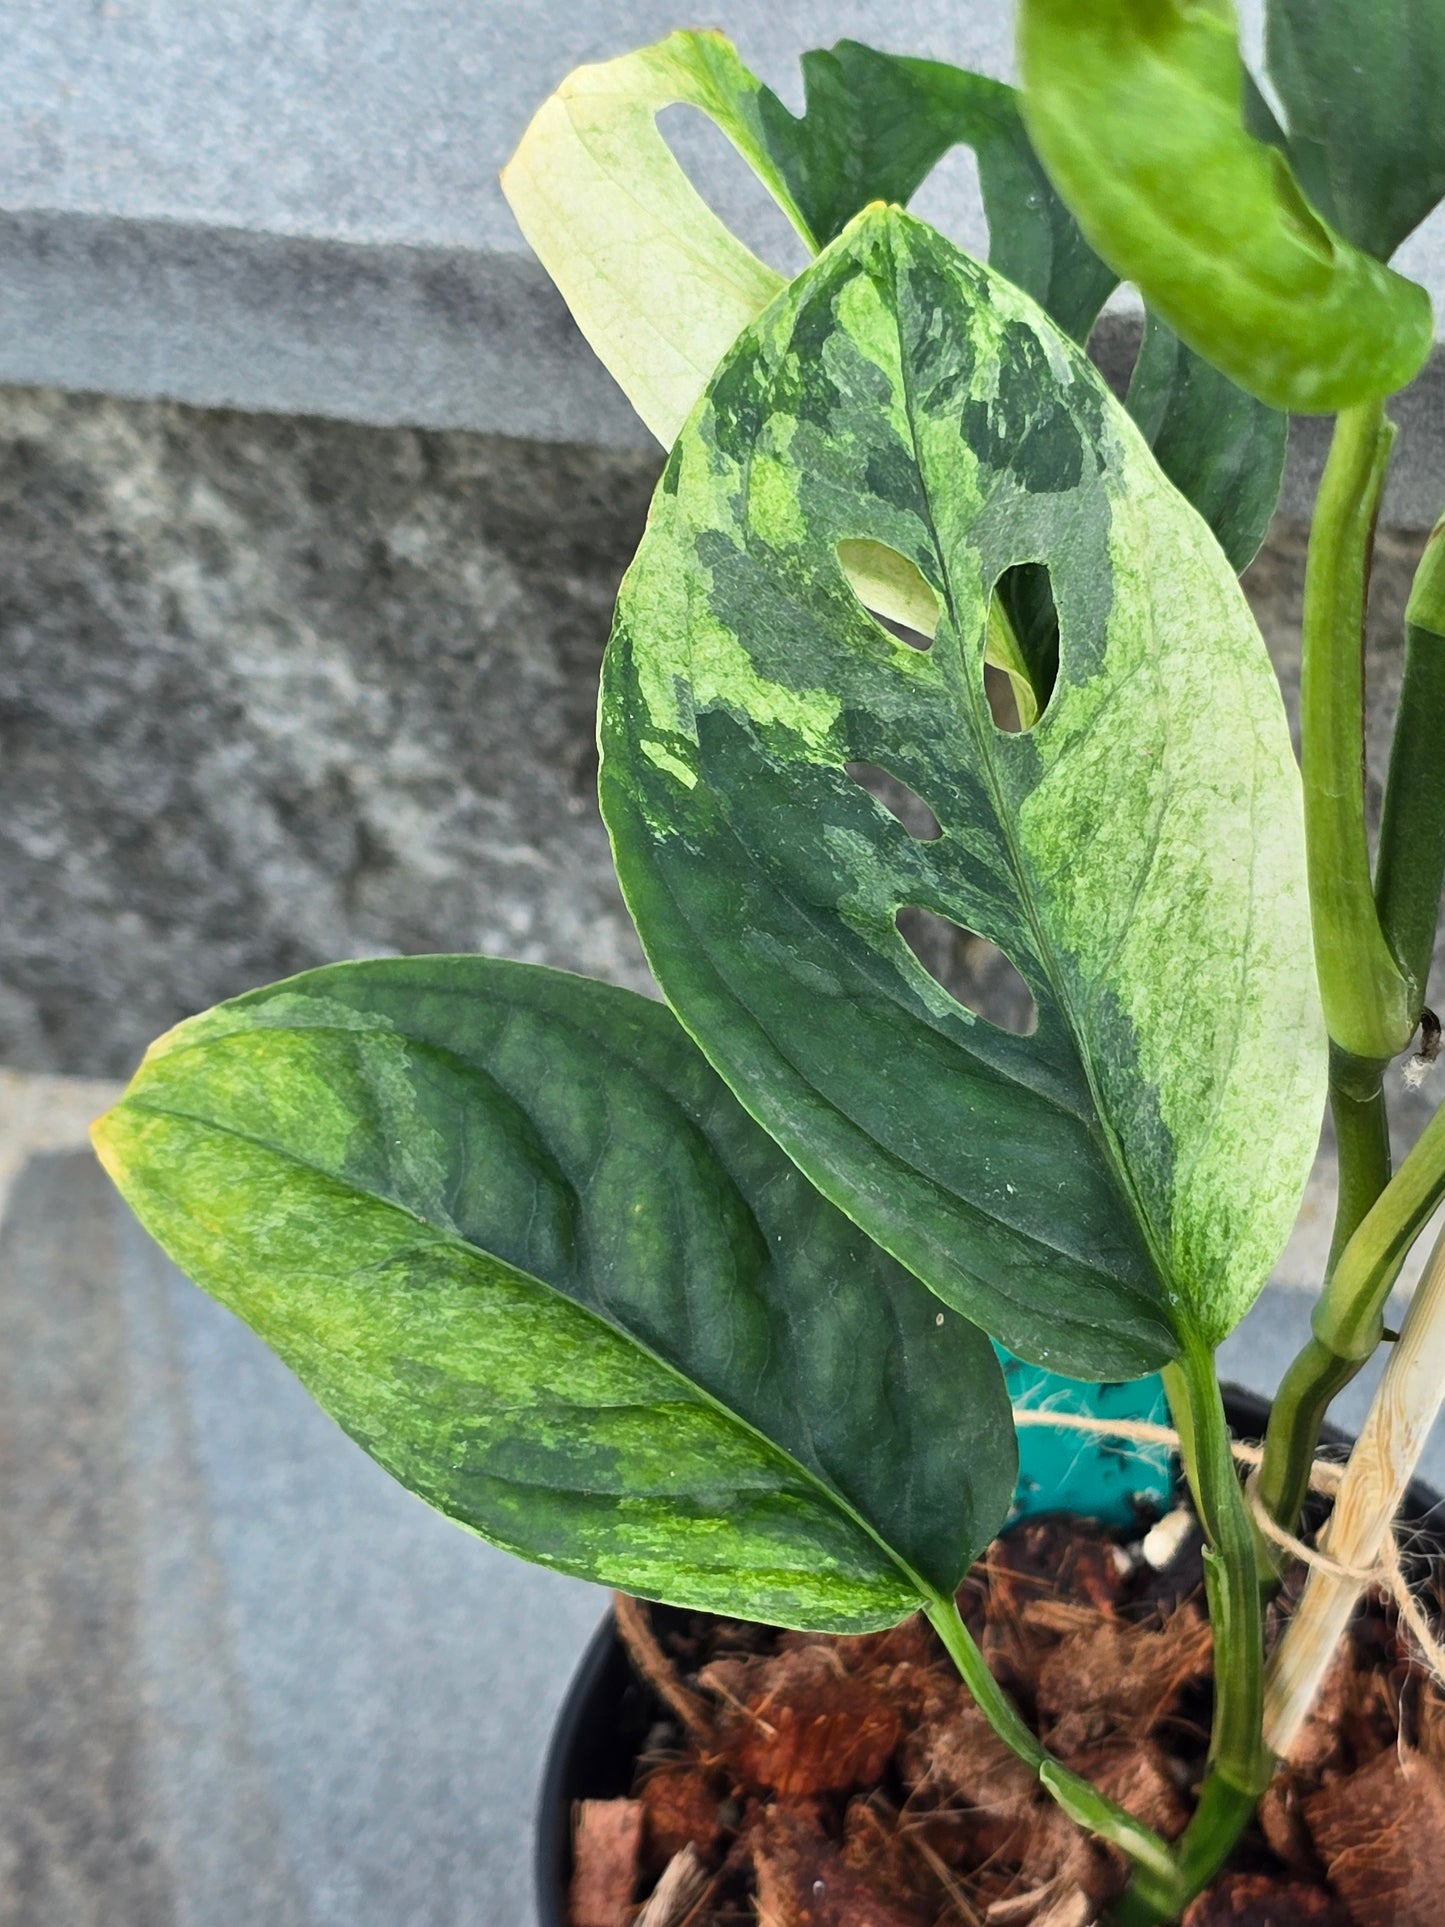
left=1300, top=400, right=1414, bottom=1062
left=1113, top=1333, right=1270, bottom=1922
left=1265, top=1217, right=1445, bottom=1759
left=922, top=1593, right=1181, bottom=1899
left=1258, top=1088, right=1445, bottom=1539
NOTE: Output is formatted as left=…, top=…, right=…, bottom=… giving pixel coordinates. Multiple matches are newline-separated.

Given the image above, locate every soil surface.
left=566, top=1514, right=1445, bottom=1927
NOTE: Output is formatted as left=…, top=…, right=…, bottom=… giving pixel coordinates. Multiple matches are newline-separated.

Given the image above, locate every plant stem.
left=923, top=1592, right=1182, bottom=1899
left=1255, top=406, right=1419, bottom=1559
left=1255, top=1042, right=1390, bottom=1553
left=1258, top=1091, right=1445, bottom=1540
left=1375, top=514, right=1445, bottom=1011
left=1112, top=1333, right=1269, bottom=1923
left=1324, top=1048, right=1393, bottom=1273
left=1266, top=1217, right=1445, bottom=1759
left=1300, top=400, right=1413, bottom=1063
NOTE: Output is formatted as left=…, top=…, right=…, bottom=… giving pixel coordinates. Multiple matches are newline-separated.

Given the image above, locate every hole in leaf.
left=896, top=908, right=1038, bottom=1036
left=846, top=763, right=942, bottom=841
left=909, top=144, right=991, bottom=267
left=837, top=539, right=938, bottom=650
left=1085, top=295, right=1141, bottom=403
left=656, top=104, right=809, bottom=277
left=984, top=663, right=1024, bottom=735
left=986, top=562, right=1060, bottom=732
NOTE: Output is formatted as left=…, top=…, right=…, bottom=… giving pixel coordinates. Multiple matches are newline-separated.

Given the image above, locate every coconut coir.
left=566, top=1514, right=1445, bottom=1927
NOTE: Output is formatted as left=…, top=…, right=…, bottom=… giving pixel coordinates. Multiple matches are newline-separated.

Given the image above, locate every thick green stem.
left=1256, top=410, right=1420, bottom=1563
left=1254, top=1048, right=1390, bottom=1550
left=1107, top=1781, right=1259, bottom=1927
left=924, top=1593, right=1182, bottom=1899
left=1113, top=1335, right=1268, bottom=1923
left=1255, top=1339, right=1360, bottom=1559
left=1301, top=401, right=1413, bottom=1062
left=1376, top=514, right=1445, bottom=1011
left=1259, top=1089, right=1445, bottom=1536
left=1325, top=1048, right=1393, bottom=1273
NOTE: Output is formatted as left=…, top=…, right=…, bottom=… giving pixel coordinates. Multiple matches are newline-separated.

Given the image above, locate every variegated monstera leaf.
left=601, top=207, right=1325, bottom=1380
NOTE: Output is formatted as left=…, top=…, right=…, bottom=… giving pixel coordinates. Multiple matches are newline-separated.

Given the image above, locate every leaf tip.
left=88, top=1104, right=128, bottom=1187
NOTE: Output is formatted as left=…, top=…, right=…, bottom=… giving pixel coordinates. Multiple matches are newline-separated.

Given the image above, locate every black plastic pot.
left=534, top=1385, right=1443, bottom=1925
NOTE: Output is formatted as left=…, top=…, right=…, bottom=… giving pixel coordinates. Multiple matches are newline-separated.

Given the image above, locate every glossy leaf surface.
left=1267, top=0, right=1445, bottom=260
left=93, top=958, right=1015, bottom=1631
left=601, top=209, right=1323, bottom=1378
left=1019, top=0, right=1433, bottom=412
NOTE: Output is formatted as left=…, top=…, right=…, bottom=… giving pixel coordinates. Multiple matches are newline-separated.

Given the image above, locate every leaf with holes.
left=755, top=41, right=1117, bottom=344
left=91, top=957, right=1016, bottom=1631
left=504, top=34, right=1285, bottom=577
left=501, top=30, right=794, bottom=449
left=600, top=208, right=1324, bottom=1379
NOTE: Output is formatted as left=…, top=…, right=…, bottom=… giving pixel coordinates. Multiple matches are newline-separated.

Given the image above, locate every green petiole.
left=1259, top=1085, right=1445, bottom=1539
left=1300, top=400, right=1413, bottom=1065
left=923, top=1591, right=1183, bottom=1902
left=1376, top=515, right=1445, bottom=1013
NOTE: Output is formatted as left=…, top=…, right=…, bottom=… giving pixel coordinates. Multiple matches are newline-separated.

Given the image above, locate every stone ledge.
left=0, top=207, right=645, bottom=447
left=5, top=2, right=1444, bottom=521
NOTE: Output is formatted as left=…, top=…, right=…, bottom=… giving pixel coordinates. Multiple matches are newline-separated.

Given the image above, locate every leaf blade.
left=501, top=31, right=791, bottom=448
left=757, top=43, right=1118, bottom=344
left=1018, top=0, right=1433, bottom=412
left=1125, top=313, right=1288, bottom=573
left=600, top=209, right=1324, bottom=1375
left=93, top=958, right=1015, bottom=1631
left=1267, top=0, right=1445, bottom=260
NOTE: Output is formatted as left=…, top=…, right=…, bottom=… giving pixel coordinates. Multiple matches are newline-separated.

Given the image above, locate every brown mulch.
left=566, top=1516, right=1445, bottom=1927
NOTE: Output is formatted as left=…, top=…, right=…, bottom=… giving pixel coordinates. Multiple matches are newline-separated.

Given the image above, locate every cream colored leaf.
left=501, top=31, right=796, bottom=447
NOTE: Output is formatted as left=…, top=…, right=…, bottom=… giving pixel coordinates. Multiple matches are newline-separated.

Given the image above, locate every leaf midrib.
left=879, top=219, right=1189, bottom=1339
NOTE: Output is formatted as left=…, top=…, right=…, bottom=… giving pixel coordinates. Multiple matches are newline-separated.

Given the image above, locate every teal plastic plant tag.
left=996, top=1346, right=1174, bottom=1529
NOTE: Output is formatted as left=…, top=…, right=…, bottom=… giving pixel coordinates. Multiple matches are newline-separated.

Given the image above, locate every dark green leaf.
left=600, top=209, right=1323, bottom=1379
left=1267, top=0, right=1445, bottom=259
left=756, top=42, right=1116, bottom=342
left=93, top=958, right=1015, bottom=1632
left=1126, top=314, right=1289, bottom=573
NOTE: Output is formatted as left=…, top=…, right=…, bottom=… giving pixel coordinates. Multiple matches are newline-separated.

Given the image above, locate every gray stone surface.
left=6, top=383, right=1442, bottom=1103
left=4, top=0, right=1445, bottom=520
left=0, top=385, right=659, bottom=1077
left=0, top=1148, right=603, bottom=1927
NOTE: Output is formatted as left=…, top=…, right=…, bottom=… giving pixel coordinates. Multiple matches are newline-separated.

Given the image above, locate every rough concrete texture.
left=0, top=386, right=660, bottom=1077
left=3, top=385, right=1441, bottom=1103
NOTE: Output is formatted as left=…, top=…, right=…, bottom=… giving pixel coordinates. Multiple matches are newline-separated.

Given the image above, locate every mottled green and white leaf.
left=504, top=32, right=1284, bottom=572
left=501, top=31, right=791, bottom=447
left=92, top=958, right=1015, bottom=1631
left=600, top=208, right=1324, bottom=1377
